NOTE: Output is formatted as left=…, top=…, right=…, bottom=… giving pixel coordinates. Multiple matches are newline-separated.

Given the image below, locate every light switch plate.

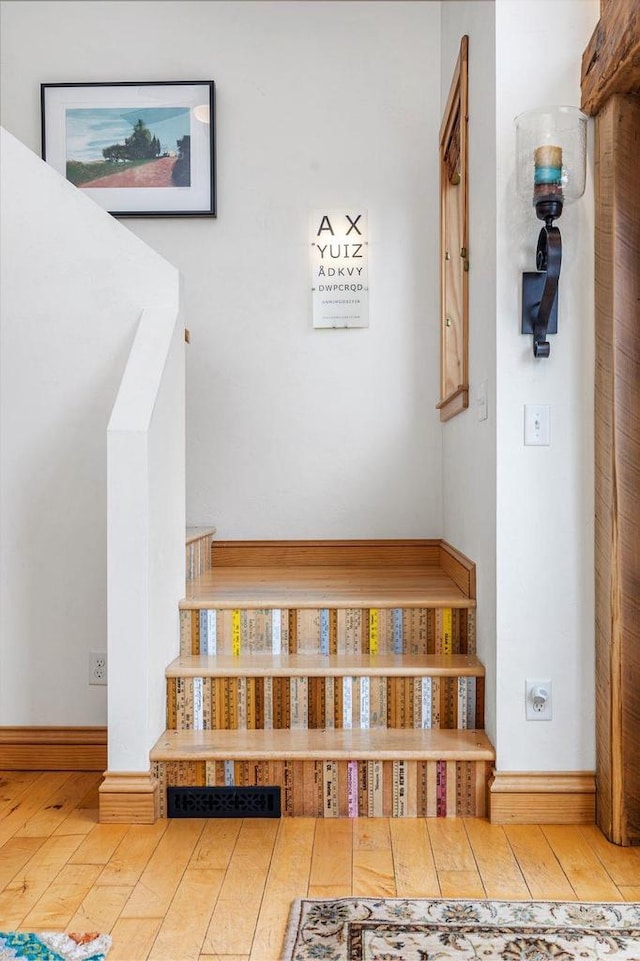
left=524, top=404, right=550, bottom=446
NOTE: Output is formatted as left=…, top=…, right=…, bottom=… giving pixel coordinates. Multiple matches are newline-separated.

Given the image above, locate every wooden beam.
left=593, top=95, right=640, bottom=846
left=581, top=0, right=640, bottom=115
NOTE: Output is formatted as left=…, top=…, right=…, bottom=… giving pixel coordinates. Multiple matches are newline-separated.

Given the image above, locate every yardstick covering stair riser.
left=166, top=675, right=484, bottom=731
left=152, top=759, right=491, bottom=818
left=180, top=607, right=476, bottom=656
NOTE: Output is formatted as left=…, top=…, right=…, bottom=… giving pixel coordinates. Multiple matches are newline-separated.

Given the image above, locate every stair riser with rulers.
left=180, top=606, right=476, bottom=657
left=166, top=674, right=484, bottom=731
left=152, top=757, right=492, bottom=818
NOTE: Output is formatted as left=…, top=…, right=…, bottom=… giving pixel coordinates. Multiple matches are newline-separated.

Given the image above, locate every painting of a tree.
left=103, top=119, right=162, bottom=163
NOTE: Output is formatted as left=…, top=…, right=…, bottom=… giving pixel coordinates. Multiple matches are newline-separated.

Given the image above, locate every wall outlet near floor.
left=525, top=679, right=552, bottom=720
left=89, top=651, right=108, bottom=685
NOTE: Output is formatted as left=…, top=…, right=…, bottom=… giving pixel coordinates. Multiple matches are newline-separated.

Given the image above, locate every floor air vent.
left=167, top=785, right=281, bottom=818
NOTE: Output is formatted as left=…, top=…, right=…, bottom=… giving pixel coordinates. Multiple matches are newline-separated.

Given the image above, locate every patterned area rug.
left=282, top=898, right=640, bottom=960
left=0, top=932, right=111, bottom=961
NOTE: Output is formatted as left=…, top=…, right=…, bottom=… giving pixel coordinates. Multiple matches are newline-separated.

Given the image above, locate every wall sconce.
left=515, top=106, right=587, bottom=357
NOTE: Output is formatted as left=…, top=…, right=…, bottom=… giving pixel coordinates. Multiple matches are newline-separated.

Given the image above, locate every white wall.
left=0, top=0, right=444, bottom=540
left=440, top=2, right=497, bottom=744
left=494, top=0, right=597, bottom=770
left=1, top=0, right=600, bottom=776
left=441, top=0, right=597, bottom=772
left=0, top=129, right=179, bottom=726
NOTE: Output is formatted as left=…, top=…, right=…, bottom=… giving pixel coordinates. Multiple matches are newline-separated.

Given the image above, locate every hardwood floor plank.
left=120, top=819, right=205, bottom=919
left=148, top=868, right=226, bottom=960
left=437, top=869, right=486, bottom=898
left=309, top=819, right=353, bottom=888
left=52, top=775, right=102, bottom=836
left=620, top=886, right=640, bottom=900
left=0, top=834, right=84, bottom=928
left=68, top=882, right=133, bottom=932
left=251, top=897, right=294, bottom=961
left=0, top=771, right=42, bottom=811
left=218, top=818, right=279, bottom=900
left=352, top=818, right=395, bottom=896
left=203, top=896, right=262, bottom=956
left=69, top=823, right=130, bottom=865
left=353, top=818, right=391, bottom=850
left=427, top=818, right=477, bottom=872
left=200, top=956, right=248, bottom=961
left=0, top=836, right=47, bottom=890
left=97, top=820, right=170, bottom=887
left=353, top=848, right=396, bottom=896
left=189, top=818, right=242, bottom=870
left=464, top=819, right=530, bottom=899
left=504, top=825, right=577, bottom=901
left=250, top=819, right=315, bottom=961
left=259, top=818, right=315, bottom=891
left=19, top=862, right=102, bottom=930
left=389, top=819, right=440, bottom=896
left=108, top=918, right=162, bottom=961
left=0, top=771, right=72, bottom=846
left=15, top=773, right=100, bottom=838
left=542, top=825, right=625, bottom=901
left=579, top=823, right=640, bottom=887
left=307, top=884, right=352, bottom=898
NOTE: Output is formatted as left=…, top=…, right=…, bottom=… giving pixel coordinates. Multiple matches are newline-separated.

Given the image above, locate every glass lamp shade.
left=515, top=106, right=587, bottom=213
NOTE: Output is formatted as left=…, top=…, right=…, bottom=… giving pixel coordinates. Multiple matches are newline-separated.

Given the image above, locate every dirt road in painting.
left=81, top=156, right=177, bottom=188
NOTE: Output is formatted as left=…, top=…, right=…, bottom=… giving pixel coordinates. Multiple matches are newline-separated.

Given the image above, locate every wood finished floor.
left=1, top=772, right=639, bottom=961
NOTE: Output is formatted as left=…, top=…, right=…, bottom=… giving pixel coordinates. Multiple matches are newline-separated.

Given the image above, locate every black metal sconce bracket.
left=522, top=223, right=561, bottom=358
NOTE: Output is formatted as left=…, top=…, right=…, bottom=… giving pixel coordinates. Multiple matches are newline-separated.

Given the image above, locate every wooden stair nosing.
left=179, top=590, right=476, bottom=611
left=165, top=653, right=485, bottom=679
left=150, top=728, right=495, bottom=762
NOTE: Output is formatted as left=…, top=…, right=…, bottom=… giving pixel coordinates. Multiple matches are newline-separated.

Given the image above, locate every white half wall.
left=494, top=0, right=598, bottom=770
left=0, top=0, right=444, bottom=539
left=108, top=308, right=185, bottom=771
left=0, top=128, right=179, bottom=726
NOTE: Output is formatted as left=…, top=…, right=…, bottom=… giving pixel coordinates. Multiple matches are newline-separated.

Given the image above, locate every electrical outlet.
left=89, top=651, right=108, bottom=686
left=525, top=679, right=552, bottom=720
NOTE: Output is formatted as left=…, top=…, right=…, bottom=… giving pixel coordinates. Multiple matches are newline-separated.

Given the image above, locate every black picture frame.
left=41, top=81, right=216, bottom=217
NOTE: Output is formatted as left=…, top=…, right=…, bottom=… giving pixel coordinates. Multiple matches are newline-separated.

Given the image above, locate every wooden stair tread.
left=181, top=565, right=474, bottom=610
left=166, top=653, right=485, bottom=678
left=151, top=728, right=495, bottom=762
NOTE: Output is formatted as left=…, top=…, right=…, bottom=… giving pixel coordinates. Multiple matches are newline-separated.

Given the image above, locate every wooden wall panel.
left=593, top=94, right=640, bottom=846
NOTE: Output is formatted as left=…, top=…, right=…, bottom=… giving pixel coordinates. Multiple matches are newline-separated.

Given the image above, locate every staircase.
left=150, top=536, right=495, bottom=818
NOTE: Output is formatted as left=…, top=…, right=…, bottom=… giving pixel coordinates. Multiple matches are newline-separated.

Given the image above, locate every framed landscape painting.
left=41, top=81, right=216, bottom=217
